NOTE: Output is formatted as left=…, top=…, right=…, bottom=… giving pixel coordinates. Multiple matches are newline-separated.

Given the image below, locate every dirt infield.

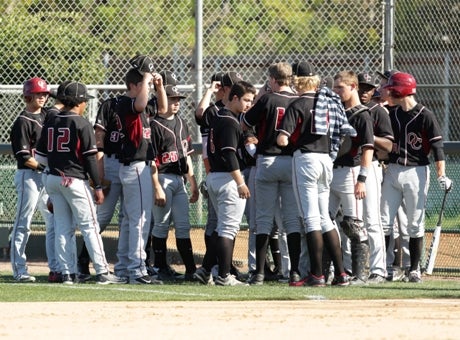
left=0, top=299, right=459, bottom=339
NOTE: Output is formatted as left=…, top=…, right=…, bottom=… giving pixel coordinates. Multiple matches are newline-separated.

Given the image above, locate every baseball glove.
left=89, top=178, right=112, bottom=196
left=46, top=197, right=54, bottom=213
left=129, top=55, right=154, bottom=75
left=199, top=180, right=208, bottom=199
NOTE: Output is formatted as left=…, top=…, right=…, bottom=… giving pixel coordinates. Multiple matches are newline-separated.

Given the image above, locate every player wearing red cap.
left=380, top=72, right=452, bottom=283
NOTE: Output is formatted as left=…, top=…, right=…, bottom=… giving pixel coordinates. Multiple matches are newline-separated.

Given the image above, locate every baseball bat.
left=424, top=189, right=449, bottom=275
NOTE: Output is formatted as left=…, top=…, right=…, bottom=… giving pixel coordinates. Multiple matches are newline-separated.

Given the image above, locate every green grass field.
left=1, top=274, right=458, bottom=302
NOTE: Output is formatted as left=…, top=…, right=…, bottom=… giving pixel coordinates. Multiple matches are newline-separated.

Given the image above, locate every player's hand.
left=209, top=81, right=221, bottom=93
left=189, top=185, right=199, bottom=204
left=354, top=182, right=366, bottom=200
left=154, top=186, right=166, bottom=207
left=438, top=176, right=453, bottom=192
left=94, top=188, right=104, bottom=205
left=237, top=183, right=250, bottom=200
left=152, top=72, right=163, bottom=89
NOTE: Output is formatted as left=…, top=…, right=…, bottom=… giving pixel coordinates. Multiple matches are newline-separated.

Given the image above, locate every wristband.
left=237, top=183, right=245, bottom=189
left=36, top=163, right=46, bottom=172
left=357, top=175, right=367, bottom=183
left=97, top=147, right=104, bottom=152
left=95, top=185, right=103, bottom=191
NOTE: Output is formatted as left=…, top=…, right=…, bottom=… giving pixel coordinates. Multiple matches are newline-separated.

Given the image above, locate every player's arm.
left=196, top=81, right=220, bottom=120
left=153, top=73, right=168, bottom=114
left=94, top=126, right=106, bottom=181
left=221, top=149, right=250, bottom=199
left=134, top=72, right=154, bottom=112
left=276, top=131, right=289, bottom=147
left=151, top=162, right=166, bottom=207
left=355, top=146, right=374, bottom=200
left=185, top=155, right=199, bottom=203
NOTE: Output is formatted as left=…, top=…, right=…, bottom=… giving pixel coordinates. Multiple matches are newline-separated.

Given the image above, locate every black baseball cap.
left=358, top=73, right=377, bottom=88
left=211, top=72, right=225, bottom=83
left=165, top=85, right=186, bottom=99
left=221, top=71, right=244, bottom=87
left=160, top=70, right=178, bottom=86
left=292, top=61, right=316, bottom=77
left=49, top=80, right=72, bottom=99
left=321, top=76, right=333, bottom=88
left=60, top=81, right=94, bottom=100
left=377, top=69, right=399, bottom=80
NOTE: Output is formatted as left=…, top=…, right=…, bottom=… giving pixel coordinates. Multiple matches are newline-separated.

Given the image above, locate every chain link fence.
left=0, top=0, right=459, bottom=275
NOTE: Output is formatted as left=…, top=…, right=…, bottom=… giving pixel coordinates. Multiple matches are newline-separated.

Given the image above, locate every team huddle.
left=8, top=56, right=452, bottom=286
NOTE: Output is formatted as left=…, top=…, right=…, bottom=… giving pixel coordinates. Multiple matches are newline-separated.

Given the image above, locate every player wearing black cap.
left=150, top=85, right=199, bottom=281
left=36, top=81, right=127, bottom=285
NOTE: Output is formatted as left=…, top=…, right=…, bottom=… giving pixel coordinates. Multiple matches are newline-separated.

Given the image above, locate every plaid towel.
left=312, top=87, right=356, bottom=160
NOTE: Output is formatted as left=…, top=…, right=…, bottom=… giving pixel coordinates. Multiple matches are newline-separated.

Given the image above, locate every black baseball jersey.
left=334, top=104, right=374, bottom=167
left=44, top=106, right=60, bottom=124
left=35, top=111, right=99, bottom=182
left=94, top=97, right=122, bottom=156
left=365, top=101, right=394, bottom=161
left=242, top=91, right=298, bottom=156
left=388, top=103, right=444, bottom=166
left=115, top=95, right=153, bottom=163
left=207, top=108, right=246, bottom=173
left=150, top=115, right=192, bottom=175
left=196, top=99, right=225, bottom=137
left=278, top=93, right=329, bottom=154
left=10, top=109, right=47, bottom=169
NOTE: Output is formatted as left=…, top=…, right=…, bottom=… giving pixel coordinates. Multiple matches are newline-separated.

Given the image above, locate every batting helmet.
left=384, top=72, right=416, bottom=98
left=23, top=77, right=49, bottom=96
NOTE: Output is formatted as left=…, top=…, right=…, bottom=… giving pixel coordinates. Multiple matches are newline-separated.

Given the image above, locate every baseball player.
left=204, top=81, right=256, bottom=286
left=331, top=71, right=375, bottom=285
left=193, top=71, right=245, bottom=285
left=380, top=72, right=452, bottom=283
left=356, top=73, right=394, bottom=283
left=44, top=81, right=76, bottom=283
left=277, top=62, right=351, bottom=287
left=377, top=70, right=410, bottom=281
left=138, top=69, right=169, bottom=275
left=150, top=85, right=199, bottom=281
left=241, top=62, right=300, bottom=286
left=9, top=77, right=53, bottom=282
left=35, top=81, right=127, bottom=285
left=113, top=60, right=165, bottom=285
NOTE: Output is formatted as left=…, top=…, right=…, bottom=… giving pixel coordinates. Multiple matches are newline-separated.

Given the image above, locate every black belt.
left=122, top=160, right=151, bottom=166
left=333, top=164, right=349, bottom=169
left=106, top=153, right=119, bottom=159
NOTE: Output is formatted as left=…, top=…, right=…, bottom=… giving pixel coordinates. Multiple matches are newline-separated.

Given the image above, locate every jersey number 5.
left=47, top=127, right=71, bottom=152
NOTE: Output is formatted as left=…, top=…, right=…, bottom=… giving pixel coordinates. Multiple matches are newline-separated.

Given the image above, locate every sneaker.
left=15, top=274, right=36, bottom=283
left=390, top=267, right=405, bottom=282
left=264, top=271, right=284, bottom=282
left=331, top=273, right=350, bottom=287
left=349, top=276, right=368, bottom=286
left=215, top=274, right=248, bottom=286
left=305, top=274, right=326, bottom=287
left=248, top=273, right=264, bottom=285
left=77, top=273, right=92, bottom=283
left=154, top=266, right=184, bottom=282
left=62, top=274, right=76, bottom=285
left=289, top=272, right=306, bottom=287
left=130, top=275, right=159, bottom=285
left=96, top=272, right=128, bottom=285
left=48, top=271, right=62, bottom=283
left=408, top=270, right=422, bottom=283
left=367, top=273, right=386, bottom=284
left=193, top=267, right=214, bottom=285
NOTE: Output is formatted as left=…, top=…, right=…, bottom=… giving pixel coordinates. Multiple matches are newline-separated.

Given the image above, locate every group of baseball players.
left=8, top=55, right=452, bottom=287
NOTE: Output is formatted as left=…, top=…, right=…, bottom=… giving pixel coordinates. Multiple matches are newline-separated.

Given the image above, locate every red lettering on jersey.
left=209, top=129, right=215, bottom=154
left=56, top=128, right=71, bottom=152
left=275, top=107, right=285, bottom=130
left=161, top=151, right=179, bottom=164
